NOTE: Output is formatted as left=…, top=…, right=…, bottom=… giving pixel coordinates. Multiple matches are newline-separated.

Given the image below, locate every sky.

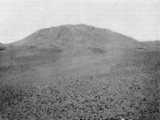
left=0, top=0, right=159, bottom=43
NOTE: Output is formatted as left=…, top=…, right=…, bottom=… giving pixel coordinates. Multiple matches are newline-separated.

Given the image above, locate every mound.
left=0, top=24, right=159, bottom=120
left=143, top=40, right=160, bottom=50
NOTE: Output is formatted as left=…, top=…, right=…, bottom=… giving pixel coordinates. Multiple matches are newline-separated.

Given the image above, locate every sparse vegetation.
left=0, top=69, right=158, bottom=120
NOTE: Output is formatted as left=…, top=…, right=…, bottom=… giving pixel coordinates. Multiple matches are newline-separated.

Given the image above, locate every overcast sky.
left=0, top=0, right=159, bottom=43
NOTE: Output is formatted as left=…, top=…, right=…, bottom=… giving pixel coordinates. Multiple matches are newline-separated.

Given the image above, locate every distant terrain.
left=0, top=24, right=159, bottom=120
left=144, top=40, right=160, bottom=49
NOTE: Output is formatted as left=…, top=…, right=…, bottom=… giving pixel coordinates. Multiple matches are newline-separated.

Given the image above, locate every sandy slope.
left=0, top=24, right=159, bottom=120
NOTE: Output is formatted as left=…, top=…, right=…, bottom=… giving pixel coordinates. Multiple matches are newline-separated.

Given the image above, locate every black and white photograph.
left=0, top=0, right=159, bottom=119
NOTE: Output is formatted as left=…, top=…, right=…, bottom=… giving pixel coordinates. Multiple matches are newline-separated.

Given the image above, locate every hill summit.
left=12, top=24, right=142, bottom=49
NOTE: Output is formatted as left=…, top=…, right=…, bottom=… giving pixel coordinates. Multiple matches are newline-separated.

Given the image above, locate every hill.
left=143, top=40, right=160, bottom=50
left=0, top=24, right=159, bottom=120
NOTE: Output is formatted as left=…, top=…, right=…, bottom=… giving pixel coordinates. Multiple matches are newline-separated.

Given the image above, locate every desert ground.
left=0, top=24, right=159, bottom=120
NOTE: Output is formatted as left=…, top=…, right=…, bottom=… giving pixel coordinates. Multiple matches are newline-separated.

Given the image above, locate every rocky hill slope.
left=0, top=24, right=159, bottom=120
